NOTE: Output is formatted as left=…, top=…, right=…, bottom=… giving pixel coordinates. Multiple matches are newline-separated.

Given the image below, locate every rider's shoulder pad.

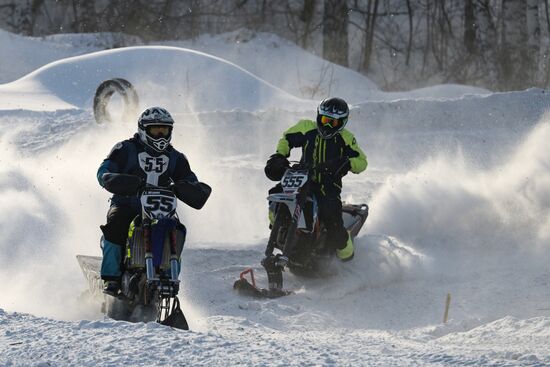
left=106, top=140, right=129, bottom=158
left=339, top=129, right=358, bottom=146
left=286, top=119, right=316, bottom=135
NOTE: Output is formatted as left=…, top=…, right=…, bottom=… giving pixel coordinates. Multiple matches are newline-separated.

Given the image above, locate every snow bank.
left=0, top=45, right=312, bottom=112
left=0, top=28, right=489, bottom=106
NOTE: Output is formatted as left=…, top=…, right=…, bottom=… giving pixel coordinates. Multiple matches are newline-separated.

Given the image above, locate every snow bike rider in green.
left=264, top=97, right=367, bottom=274
left=97, top=107, right=210, bottom=295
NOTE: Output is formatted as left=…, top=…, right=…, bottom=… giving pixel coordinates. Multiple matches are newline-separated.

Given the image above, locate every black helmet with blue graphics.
left=137, top=107, right=174, bottom=152
left=316, top=97, right=349, bottom=139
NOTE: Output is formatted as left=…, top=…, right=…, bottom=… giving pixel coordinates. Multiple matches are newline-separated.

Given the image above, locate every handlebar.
left=286, top=158, right=350, bottom=179
left=288, top=161, right=314, bottom=171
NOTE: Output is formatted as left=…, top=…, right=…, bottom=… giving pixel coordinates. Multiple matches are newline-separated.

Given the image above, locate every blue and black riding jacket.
left=97, top=134, right=198, bottom=209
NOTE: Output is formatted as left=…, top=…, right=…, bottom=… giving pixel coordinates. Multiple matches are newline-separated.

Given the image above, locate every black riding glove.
left=102, top=173, right=144, bottom=195
left=172, top=180, right=212, bottom=210
left=264, top=153, right=290, bottom=181
left=316, top=157, right=351, bottom=177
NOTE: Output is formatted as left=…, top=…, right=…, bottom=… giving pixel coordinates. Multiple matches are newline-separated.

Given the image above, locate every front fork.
left=281, top=189, right=308, bottom=259
left=143, top=218, right=180, bottom=297
left=143, top=218, right=157, bottom=282
left=262, top=191, right=307, bottom=290
left=169, top=228, right=180, bottom=282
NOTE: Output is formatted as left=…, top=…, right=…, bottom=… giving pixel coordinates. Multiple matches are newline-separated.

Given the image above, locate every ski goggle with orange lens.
left=320, top=115, right=341, bottom=128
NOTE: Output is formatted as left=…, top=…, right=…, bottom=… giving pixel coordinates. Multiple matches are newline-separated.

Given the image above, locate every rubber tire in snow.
left=93, top=78, right=139, bottom=124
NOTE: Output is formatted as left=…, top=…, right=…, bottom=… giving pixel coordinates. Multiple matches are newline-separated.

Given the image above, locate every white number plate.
left=140, top=189, right=177, bottom=219
left=281, top=171, right=308, bottom=193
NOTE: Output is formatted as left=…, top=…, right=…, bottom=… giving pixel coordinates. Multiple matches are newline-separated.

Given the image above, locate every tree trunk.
left=362, top=0, right=379, bottom=72
left=323, top=0, right=349, bottom=67
left=28, top=0, right=45, bottom=36
left=79, top=1, right=98, bottom=33
left=464, top=0, right=476, bottom=53
left=421, top=0, right=431, bottom=74
left=405, top=0, right=413, bottom=65
left=300, top=0, right=316, bottom=49
left=500, top=0, right=528, bottom=90
left=475, top=0, right=497, bottom=85
left=526, top=0, right=540, bottom=85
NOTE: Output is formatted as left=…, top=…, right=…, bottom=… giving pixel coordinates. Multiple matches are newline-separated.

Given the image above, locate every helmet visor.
left=320, top=115, right=343, bottom=129
left=147, top=125, right=171, bottom=138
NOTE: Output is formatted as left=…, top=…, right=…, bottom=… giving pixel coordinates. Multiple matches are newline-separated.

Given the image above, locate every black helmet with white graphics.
left=138, top=107, right=174, bottom=152
left=316, top=97, right=349, bottom=139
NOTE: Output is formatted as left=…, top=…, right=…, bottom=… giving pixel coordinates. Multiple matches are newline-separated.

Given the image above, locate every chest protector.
left=121, top=140, right=180, bottom=188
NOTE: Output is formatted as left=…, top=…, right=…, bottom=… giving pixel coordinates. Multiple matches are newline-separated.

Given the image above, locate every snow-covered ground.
left=0, top=29, right=549, bottom=366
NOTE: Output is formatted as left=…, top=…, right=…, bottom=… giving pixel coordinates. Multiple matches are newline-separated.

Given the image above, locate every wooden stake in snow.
left=443, top=293, right=451, bottom=323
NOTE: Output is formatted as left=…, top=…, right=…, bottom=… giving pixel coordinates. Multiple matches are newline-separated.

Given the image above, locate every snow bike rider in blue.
left=97, top=107, right=209, bottom=295
left=263, top=97, right=367, bottom=274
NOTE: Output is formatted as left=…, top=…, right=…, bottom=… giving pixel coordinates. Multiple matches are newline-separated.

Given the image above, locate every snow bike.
left=234, top=162, right=368, bottom=298
left=78, top=182, right=210, bottom=329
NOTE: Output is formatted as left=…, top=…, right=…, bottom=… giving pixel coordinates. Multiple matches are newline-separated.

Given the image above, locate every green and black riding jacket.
left=275, top=119, right=367, bottom=197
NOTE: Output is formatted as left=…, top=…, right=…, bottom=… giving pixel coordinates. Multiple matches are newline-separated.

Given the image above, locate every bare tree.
left=2, top=0, right=550, bottom=91
left=526, top=0, right=540, bottom=86
left=28, top=0, right=44, bottom=35
left=361, top=0, right=379, bottom=72
left=500, top=0, right=529, bottom=90
left=298, top=0, right=316, bottom=49
left=323, top=0, right=349, bottom=67
left=405, top=0, right=413, bottom=65
left=464, top=0, right=476, bottom=53
left=71, top=0, right=97, bottom=33
left=474, top=0, right=498, bottom=86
